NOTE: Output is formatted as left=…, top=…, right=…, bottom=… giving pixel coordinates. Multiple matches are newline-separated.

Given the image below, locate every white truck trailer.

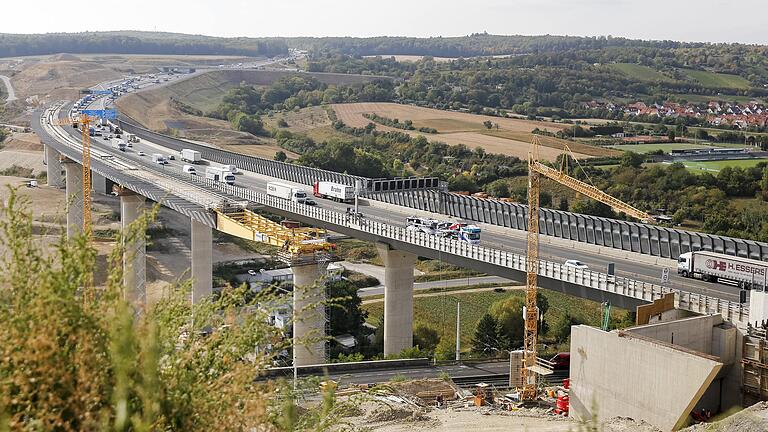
left=313, top=181, right=354, bottom=203
left=205, top=167, right=235, bottom=185
left=125, top=133, right=139, bottom=144
left=267, top=181, right=308, bottom=203
left=111, top=138, right=126, bottom=152
left=151, top=153, right=167, bottom=165
left=677, top=251, right=768, bottom=289
left=180, top=149, right=201, bottom=164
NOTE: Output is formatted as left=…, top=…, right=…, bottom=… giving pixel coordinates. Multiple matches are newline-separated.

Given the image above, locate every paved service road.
left=0, top=75, right=17, bottom=103
left=358, top=276, right=513, bottom=298
left=324, top=361, right=511, bottom=386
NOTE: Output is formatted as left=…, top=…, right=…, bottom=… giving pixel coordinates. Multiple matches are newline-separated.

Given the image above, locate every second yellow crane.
left=521, top=136, right=653, bottom=400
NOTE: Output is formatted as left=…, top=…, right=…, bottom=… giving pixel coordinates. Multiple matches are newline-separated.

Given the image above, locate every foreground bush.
left=0, top=189, right=349, bottom=431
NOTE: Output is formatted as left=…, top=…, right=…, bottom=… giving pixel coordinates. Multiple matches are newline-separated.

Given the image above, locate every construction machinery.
left=214, top=206, right=334, bottom=265
left=521, top=136, right=652, bottom=400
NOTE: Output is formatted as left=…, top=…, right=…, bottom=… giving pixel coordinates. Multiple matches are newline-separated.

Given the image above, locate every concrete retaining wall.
left=570, top=325, right=723, bottom=431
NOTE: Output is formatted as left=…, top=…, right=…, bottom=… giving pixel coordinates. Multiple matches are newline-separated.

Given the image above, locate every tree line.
left=0, top=31, right=288, bottom=58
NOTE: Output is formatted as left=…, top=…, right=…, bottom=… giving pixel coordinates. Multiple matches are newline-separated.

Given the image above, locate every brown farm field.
left=332, top=103, right=618, bottom=160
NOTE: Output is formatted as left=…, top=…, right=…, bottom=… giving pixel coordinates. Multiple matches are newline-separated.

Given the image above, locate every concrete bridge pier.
left=62, top=159, right=83, bottom=239
left=44, top=145, right=63, bottom=188
left=119, top=190, right=146, bottom=307
left=190, top=219, right=213, bottom=304
left=376, top=243, right=418, bottom=357
left=292, top=262, right=328, bottom=366
left=92, top=172, right=112, bottom=195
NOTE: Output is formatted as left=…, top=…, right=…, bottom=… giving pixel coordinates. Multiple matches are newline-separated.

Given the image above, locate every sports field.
left=681, top=158, right=768, bottom=172
left=608, top=143, right=716, bottom=153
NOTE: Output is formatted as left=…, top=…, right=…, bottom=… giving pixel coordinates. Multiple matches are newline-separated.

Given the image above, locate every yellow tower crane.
left=521, top=136, right=653, bottom=400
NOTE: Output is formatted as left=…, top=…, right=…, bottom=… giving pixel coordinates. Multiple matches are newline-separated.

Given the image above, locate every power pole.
left=455, top=302, right=461, bottom=362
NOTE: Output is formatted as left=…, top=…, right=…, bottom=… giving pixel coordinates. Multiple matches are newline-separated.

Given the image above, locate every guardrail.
left=370, top=189, right=768, bottom=263
left=179, top=175, right=750, bottom=327
left=263, top=358, right=431, bottom=377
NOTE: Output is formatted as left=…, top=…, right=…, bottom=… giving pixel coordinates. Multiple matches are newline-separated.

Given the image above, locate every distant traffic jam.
left=406, top=216, right=481, bottom=244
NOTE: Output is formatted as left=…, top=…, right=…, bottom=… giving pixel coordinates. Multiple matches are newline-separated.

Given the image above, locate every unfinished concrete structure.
left=570, top=315, right=740, bottom=431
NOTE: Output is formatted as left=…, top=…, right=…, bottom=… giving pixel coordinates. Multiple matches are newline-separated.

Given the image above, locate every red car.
left=550, top=352, right=570, bottom=371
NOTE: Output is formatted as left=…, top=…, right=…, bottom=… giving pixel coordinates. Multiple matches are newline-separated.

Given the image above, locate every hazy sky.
left=8, top=0, right=766, bottom=44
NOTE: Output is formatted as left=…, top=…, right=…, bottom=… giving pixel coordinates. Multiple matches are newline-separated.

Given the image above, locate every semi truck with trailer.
left=677, top=251, right=768, bottom=289
left=267, top=181, right=309, bottom=204
left=111, top=138, right=126, bottom=152
left=125, top=133, right=139, bottom=144
left=180, top=149, right=201, bottom=164
left=151, top=153, right=167, bottom=165
left=205, top=167, right=235, bottom=185
left=313, top=181, right=354, bottom=203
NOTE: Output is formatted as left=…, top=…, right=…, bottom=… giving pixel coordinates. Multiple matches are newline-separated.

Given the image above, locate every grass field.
left=362, top=289, right=629, bottom=350
left=680, top=69, right=752, bottom=90
left=332, top=102, right=618, bottom=161
left=608, top=143, right=716, bottom=153
left=679, top=158, right=768, bottom=172
left=608, top=63, right=672, bottom=82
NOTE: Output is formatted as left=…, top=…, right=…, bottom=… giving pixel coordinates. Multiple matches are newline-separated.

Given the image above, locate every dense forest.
left=0, top=31, right=288, bottom=58
left=288, top=33, right=701, bottom=57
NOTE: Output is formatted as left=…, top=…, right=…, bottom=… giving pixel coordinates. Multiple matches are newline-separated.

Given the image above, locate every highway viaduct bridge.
left=34, top=103, right=750, bottom=366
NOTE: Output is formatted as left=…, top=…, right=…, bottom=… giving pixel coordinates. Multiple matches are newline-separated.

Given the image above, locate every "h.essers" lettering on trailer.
left=706, top=259, right=766, bottom=276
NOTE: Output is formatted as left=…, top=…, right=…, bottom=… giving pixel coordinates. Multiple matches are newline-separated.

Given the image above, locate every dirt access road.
left=0, top=75, right=17, bottom=102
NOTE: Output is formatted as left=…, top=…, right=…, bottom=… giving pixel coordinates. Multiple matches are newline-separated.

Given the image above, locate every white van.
left=182, top=165, right=197, bottom=175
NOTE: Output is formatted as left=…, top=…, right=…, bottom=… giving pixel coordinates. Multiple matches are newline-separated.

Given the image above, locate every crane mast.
left=80, top=114, right=92, bottom=235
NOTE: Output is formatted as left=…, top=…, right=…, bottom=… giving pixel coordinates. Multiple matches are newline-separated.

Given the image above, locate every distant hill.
left=0, top=31, right=288, bottom=58
left=284, top=33, right=702, bottom=57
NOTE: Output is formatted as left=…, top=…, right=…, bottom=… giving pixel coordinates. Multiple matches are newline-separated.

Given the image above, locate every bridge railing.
left=182, top=175, right=749, bottom=326
left=369, top=189, right=768, bottom=263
